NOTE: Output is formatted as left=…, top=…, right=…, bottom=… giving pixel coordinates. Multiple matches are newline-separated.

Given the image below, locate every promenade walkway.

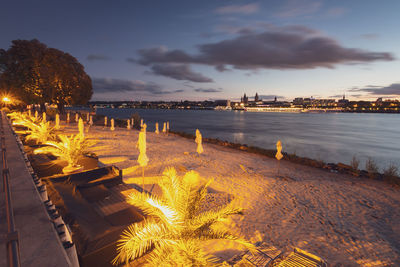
left=0, top=112, right=70, bottom=267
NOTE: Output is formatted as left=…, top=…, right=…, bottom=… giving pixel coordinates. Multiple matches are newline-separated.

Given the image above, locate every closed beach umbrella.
left=137, top=131, right=149, bottom=167
left=276, top=140, right=283, bottom=160
left=155, top=122, right=159, bottom=134
left=42, top=112, right=47, bottom=122
left=66, top=112, right=70, bottom=123
left=78, top=118, right=84, bottom=137
left=55, top=114, right=60, bottom=130
left=276, top=140, right=283, bottom=176
left=162, top=122, right=166, bottom=133
left=137, top=129, right=149, bottom=189
left=127, top=119, right=131, bottom=129
left=75, top=113, right=79, bottom=122
left=195, top=129, right=204, bottom=154
left=111, top=118, right=115, bottom=131
left=104, top=116, right=108, bottom=127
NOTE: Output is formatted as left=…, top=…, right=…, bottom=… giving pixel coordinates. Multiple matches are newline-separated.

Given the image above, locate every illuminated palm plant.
left=24, top=120, right=56, bottom=144
left=113, top=167, right=254, bottom=266
left=8, top=111, right=41, bottom=126
left=34, top=134, right=96, bottom=172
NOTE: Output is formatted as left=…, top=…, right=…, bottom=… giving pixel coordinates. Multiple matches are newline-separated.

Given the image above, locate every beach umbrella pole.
left=142, top=167, right=145, bottom=193
left=277, top=160, right=280, bottom=176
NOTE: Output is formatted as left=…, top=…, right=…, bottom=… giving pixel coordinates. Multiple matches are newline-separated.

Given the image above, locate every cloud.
left=148, top=64, right=213, bottom=83
left=135, top=27, right=394, bottom=71
left=126, top=57, right=137, bottom=63
left=215, top=3, right=259, bottom=15
left=275, top=0, right=322, bottom=18
left=92, top=78, right=183, bottom=95
left=194, top=88, right=222, bottom=93
left=87, top=54, right=110, bottom=61
left=326, top=7, right=348, bottom=17
left=360, top=33, right=379, bottom=40
left=350, top=83, right=400, bottom=96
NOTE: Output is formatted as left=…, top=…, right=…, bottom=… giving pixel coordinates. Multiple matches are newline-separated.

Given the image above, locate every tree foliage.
left=0, top=39, right=92, bottom=109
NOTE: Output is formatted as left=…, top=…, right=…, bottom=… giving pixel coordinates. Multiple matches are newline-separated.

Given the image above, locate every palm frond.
left=148, top=240, right=218, bottom=266
left=186, top=179, right=213, bottom=220
left=126, top=192, right=182, bottom=227
left=112, top=219, right=176, bottom=265
left=190, top=204, right=244, bottom=232
left=197, top=229, right=256, bottom=252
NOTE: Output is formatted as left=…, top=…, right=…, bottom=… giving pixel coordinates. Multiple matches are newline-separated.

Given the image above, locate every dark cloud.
left=149, top=64, right=213, bottom=83
left=87, top=54, right=110, bottom=61
left=194, top=88, right=222, bottom=93
left=126, top=58, right=137, bottom=63
left=92, top=78, right=183, bottom=95
left=135, top=27, right=394, bottom=71
left=215, top=3, right=259, bottom=15
left=350, top=83, right=400, bottom=96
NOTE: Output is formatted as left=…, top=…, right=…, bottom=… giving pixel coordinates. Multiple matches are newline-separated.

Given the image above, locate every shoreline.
left=44, top=110, right=400, bottom=186
left=168, top=130, right=399, bottom=186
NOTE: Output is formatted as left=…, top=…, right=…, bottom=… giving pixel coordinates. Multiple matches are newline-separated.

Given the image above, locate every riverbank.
left=61, top=122, right=400, bottom=266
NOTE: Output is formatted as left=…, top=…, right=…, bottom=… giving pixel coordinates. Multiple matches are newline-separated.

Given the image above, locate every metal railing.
left=1, top=112, right=21, bottom=267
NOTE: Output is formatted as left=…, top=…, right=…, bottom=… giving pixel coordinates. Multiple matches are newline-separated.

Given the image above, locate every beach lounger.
left=276, top=248, right=327, bottom=267
left=241, top=244, right=283, bottom=267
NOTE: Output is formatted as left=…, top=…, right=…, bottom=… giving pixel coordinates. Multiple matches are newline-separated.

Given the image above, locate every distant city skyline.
left=1, top=0, right=400, bottom=101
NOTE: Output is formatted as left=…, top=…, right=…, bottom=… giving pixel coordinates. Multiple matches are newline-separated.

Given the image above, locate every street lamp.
left=2, top=96, right=11, bottom=103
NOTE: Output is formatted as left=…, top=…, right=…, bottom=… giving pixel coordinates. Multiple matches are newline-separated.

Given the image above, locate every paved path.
left=0, top=112, right=70, bottom=267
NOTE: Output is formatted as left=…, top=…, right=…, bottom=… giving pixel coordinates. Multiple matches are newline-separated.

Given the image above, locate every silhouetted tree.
left=0, top=39, right=92, bottom=112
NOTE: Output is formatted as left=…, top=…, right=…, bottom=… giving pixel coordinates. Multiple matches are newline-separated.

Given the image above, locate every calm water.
left=96, top=108, right=400, bottom=170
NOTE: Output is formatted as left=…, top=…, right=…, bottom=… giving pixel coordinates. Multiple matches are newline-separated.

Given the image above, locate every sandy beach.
left=62, top=123, right=400, bottom=266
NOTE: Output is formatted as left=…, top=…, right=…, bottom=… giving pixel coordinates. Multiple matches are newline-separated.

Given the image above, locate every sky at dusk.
left=1, top=0, right=400, bottom=101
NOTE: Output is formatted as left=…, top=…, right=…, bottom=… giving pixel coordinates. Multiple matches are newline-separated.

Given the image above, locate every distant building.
left=293, top=98, right=304, bottom=106
left=255, top=92, right=259, bottom=102
left=240, top=93, right=249, bottom=104
left=338, top=94, right=349, bottom=107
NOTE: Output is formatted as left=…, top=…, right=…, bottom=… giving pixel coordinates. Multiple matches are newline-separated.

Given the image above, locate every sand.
left=62, top=123, right=400, bottom=266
